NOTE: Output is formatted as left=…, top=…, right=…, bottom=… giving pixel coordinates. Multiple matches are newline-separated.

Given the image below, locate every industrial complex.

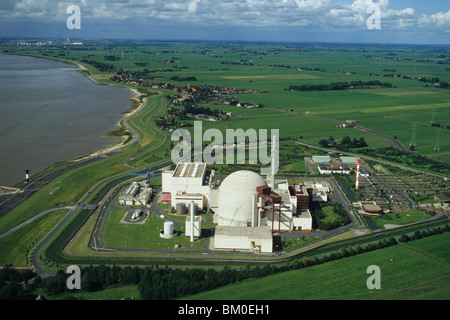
left=108, top=154, right=411, bottom=254
left=159, top=161, right=334, bottom=253
left=90, top=153, right=449, bottom=257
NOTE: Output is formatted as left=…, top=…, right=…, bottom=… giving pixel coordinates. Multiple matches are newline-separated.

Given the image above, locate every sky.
left=0, top=0, right=449, bottom=44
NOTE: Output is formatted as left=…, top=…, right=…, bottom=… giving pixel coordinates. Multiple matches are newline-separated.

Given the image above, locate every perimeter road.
left=0, top=207, right=74, bottom=240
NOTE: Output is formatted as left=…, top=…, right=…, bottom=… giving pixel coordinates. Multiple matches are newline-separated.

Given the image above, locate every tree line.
left=288, top=80, right=393, bottom=92
left=319, top=136, right=368, bottom=150
left=2, top=224, right=449, bottom=300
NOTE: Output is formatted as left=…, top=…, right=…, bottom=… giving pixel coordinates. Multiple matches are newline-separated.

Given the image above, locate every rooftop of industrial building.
left=295, top=209, right=312, bottom=219
left=312, top=155, right=332, bottom=163
left=173, top=162, right=206, bottom=178
left=340, top=156, right=358, bottom=164
left=215, top=225, right=273, bottom=239
left=362, top=203, right=383, bottom=213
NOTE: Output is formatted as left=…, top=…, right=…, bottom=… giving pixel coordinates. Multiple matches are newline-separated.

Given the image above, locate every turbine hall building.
left=161, top=162, right=215, bottom=211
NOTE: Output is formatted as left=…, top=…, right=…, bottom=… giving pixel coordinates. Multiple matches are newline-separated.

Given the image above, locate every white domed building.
left=215, top=170, right=267, bottom=227
left=212, top=170, right=274, bottom=253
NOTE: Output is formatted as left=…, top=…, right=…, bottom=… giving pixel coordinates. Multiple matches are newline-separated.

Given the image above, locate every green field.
left=0, top=40, right=449, bottom=299
left=3, top=41, right=449, bottom=165
left=184, top=232, right=450, bottom=300
left=101, top=209, right=204, bottom=250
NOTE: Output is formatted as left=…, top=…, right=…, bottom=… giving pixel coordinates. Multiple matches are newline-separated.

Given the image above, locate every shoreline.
left=73, top=83, right=147, bottom=162
left=0, top=53, right=148, bottom=186
left=66, top=60, right=150, bottom=162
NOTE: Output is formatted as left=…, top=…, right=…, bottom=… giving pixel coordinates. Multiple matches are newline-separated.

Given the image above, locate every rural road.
left=0, top=206, right=75, bottom=240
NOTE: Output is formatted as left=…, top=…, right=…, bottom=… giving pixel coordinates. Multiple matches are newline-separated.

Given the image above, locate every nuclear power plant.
left=161, top=161, right=326, bottom=253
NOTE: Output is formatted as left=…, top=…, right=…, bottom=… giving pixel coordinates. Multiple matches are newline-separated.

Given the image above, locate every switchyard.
left=350, top=162, right=450, bottom=209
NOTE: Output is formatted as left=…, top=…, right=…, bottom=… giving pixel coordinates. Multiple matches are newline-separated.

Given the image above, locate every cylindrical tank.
left=193, top=203, right=198, bottom=215
left=176, top=203, right=186, bottom=215
left=190, top=202, right=195, bottom=242
left=164, top=221, right=174, bottom=236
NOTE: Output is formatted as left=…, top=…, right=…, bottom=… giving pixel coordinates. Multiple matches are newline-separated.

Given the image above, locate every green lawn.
left=183, top=232, right=450, bottom=300
left=126, top=92, right=172, bottom=167
left=368, top=209, right=435, bottom=229
left=101, top=209, right=205, bottom=250
left=39, top=284, right=141, bottom=300
left=0, top=209, right=68, bottom=266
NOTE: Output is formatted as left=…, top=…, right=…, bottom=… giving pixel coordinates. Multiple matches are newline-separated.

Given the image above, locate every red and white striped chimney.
left=355, top=158, right=361, bottom=190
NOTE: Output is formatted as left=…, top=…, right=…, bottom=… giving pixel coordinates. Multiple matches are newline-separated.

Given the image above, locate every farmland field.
left=3, top=41, right=449, bottom=165
left=183, top=231, right=450, bottom=300
left=0, top=40, right=449, bottom=299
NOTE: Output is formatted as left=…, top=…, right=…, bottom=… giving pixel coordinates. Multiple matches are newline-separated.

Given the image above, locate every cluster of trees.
left=416, top=76, right=449, bottom=89
left=0, top=266, right=36, bottom=300
left=338, top=136, right=368, bottom=150
left=431, top=122, right=450, bottom=129
left=272, top=64, right=325, bottom=72
left=170, top=76, right=197, bottom=82
left=313, top=202, right=352, bottom=231
left=42, top=264, right=278, bottom=300
left=220, top=60, right=256, bottom=66
left=43, top=234, right=399, bottom=300
left=180, top=104, right=222, bottom=118
left=319, top=136, right=368, bottom=150
left=359, top=146, right=405, bottom=162
left=104, top=55, right=120, bottom=61
left=288, top=80, right=393, bottom=92
left=138, top=265, right=276, bottom=300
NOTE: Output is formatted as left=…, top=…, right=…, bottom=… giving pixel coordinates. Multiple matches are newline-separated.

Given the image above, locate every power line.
left=434, top=128, right=443, bottom=152
left=410, top=124, right=416, bottom=148
left=431, top=109, right=436, bottom=125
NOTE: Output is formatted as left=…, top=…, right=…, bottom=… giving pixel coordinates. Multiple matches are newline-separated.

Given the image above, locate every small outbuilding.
left=362, top=203, right=383, bottom=215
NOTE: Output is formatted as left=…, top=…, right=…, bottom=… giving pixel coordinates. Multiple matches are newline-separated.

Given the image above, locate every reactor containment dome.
left=215, top=170, right=267, bottom=227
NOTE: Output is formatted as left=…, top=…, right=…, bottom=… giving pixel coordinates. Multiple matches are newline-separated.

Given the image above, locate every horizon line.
left=1, top=36, right=450, bottom=47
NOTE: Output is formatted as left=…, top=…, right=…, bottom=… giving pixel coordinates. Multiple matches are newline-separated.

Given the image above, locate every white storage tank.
left=164, top=221, right=174, bottom=235
left=160, top=221, right=177, bottom=239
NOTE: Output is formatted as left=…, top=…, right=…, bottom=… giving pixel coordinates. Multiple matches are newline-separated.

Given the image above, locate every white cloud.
left=419, top=10, right=450, bottom=29
left=187, top=0, right=200, bottom=13
left=1, top=0, right=448, bottom=36
left=327, top=0, right=417, bottom=31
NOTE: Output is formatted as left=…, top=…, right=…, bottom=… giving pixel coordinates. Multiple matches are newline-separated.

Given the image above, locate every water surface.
left=0, top=54, right=131, bottom=186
